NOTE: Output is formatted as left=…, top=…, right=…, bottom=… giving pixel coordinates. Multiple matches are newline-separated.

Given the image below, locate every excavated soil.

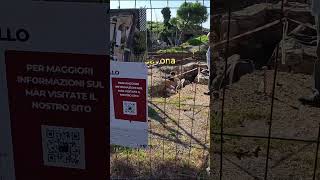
left=211, top=70, right=320, bottom=179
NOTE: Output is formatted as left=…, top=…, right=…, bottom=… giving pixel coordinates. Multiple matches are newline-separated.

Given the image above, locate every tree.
left=177, top=2, right=208, bottom=26
left=169, top=17, right=180, bottom=45
left=169, top=17, right=178, bottom=27
left=132, top=31, right=146, bottom=55
left=161, top=7, right=171, bottom=27
left=160, top=7, right=175, bottom=45
left=176, top=2, right=208, bottom=43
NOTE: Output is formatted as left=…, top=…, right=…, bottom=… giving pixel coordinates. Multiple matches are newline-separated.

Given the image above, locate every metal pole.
left=264, top=0, right=285, bottom=179
left=219, top=4, right=232, bottom=180
left=312, top=124, right=320, bottom=180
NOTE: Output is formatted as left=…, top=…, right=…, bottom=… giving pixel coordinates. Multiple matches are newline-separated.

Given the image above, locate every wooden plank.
left=165, top=68, right=199, bottom=79
left=212, top=19, right=282, bottom=48
left=287, top=18, right=316, bottom=30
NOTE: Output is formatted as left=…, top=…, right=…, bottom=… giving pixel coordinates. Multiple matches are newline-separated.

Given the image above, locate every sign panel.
left=112, top=78, right=147, bottom=121
left=5, top=51, right=108, bottom=179
left=110, top=61, right=148, bottom=148
left=0, top=2, right=109, bottom=180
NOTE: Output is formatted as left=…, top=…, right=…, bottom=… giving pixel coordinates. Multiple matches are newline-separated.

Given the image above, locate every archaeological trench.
left=209, top=1, right=320, bottom=179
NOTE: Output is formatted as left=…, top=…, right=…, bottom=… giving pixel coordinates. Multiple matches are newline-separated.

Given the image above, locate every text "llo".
left=0, top=27, right=29, bottom=42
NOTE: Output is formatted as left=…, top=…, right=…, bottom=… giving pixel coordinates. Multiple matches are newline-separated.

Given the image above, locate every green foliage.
left=186, top=35, right=209, bottom=46
left=132, top=31, right=146, bottom=54
left=159, top=29, right=171, bottom=44
left=169, top=17, right=179, bottom=27
left=147, top=3, right=208, bottom=46
left=177, top=2, right=208, bottom=26
left=156, top=46, right=188, bottom=54
left=147, top=21, right=165, bottom=34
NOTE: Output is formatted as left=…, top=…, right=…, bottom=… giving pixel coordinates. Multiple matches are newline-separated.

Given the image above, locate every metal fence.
left=110, top=0, right=211, bottom=179
left=210, top=0, right=320, bottom=179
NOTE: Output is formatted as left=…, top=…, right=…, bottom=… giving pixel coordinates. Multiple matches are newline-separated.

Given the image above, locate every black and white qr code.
left=123, top=101, right=137, bottom=115
left=41, top=125, right=85, bottom=169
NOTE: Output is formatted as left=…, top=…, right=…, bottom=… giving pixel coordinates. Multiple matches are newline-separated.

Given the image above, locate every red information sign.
left=5, top=50, right=109, bottom=180
left=112, top=78, right=147, bottom=122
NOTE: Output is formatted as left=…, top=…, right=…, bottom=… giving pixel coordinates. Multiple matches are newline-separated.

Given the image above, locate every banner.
left=110, top=61, right=148, bottom=148
left=0, top=2, right=109, bottom=180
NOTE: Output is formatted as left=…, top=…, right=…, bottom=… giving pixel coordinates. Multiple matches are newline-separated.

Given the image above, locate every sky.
left=110, top=0, right=211, bottom=29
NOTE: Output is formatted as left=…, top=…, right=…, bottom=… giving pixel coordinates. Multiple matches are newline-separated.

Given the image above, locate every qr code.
left=123, top=101, right=137, bottom=115
left=41, top=125, right=85, bottom=169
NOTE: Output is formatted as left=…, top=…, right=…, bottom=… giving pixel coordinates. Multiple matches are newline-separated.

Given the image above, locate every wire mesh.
left=110, top=0, right=210, bottom=179
left=211, top=0, right=320, bottom=179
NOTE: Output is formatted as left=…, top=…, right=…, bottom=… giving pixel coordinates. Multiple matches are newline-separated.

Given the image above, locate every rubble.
left=277, top=24, right=317, bottom=74
left=210, top=54, right=255, bottom=91
left=149, top=57, right=208, bottom=97
left=215, top=2, right=315, bottom=69
left=196, top=71, right=209, bottom=85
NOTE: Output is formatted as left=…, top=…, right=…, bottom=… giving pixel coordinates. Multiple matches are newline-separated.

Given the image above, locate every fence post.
left=198, top=66, right=201, bottom=83
left=209, top=95, right=215, bottom=178
left=312, top=124, right=320, bottom=180
left=262, top=66, right=268, bottom=95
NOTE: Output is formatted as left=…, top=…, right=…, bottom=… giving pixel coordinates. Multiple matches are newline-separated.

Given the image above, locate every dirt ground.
left=109, top=61, right=320, bottom=179
left=211, top=70, right=320, bottom=179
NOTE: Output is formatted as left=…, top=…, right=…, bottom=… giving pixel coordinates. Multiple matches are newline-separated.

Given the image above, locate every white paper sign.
left=0, top=2, right=108, bottom=180
left=110, top=61, right=148, bottom=148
